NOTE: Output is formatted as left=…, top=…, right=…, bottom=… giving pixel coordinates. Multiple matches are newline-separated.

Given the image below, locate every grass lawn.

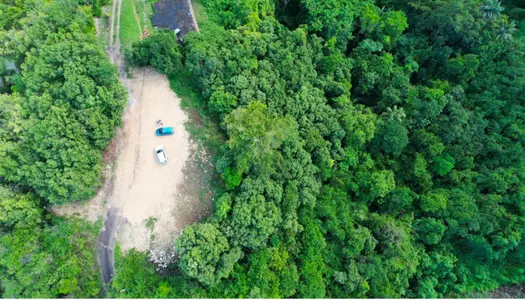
left=133, top=0, right=155, bottom=33
left=191, top=0, right=209, bottom=25
left=119, top=0, right=141, bottom=49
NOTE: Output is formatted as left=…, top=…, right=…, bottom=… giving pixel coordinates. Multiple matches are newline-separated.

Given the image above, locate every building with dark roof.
left=151, top=0, right=195, bottom=38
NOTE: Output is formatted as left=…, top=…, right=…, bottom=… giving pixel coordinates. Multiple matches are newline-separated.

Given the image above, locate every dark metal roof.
left=151, top=0, right=195, bottom=38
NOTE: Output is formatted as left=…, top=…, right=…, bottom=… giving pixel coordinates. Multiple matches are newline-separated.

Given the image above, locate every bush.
left=128, top=30, right=183, bottom=75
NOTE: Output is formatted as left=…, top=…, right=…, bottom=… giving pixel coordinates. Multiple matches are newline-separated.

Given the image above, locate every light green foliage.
left=0, top=187, right=41, bottom=229
left=209, top=90, right=238, bottom=113
left=109, top=248, right=172, bottom=298
left=0, top=0, right=126, bottom=204
left=298, top=209, right=327, bottom=298
left=369, top=170, right=396, bottom=200
left=214, top=193, right=232, bottom=221
left=176, top=223, right=242, bottom=286
left=243, top=247, right=298, bottom=298
left=301, top=0, right=366, bottom=47
left=340, top=104, right=378, bottom=148
left=420, top=190, right=448, bottom=214
left=224, top=101, right=297, bottom=174
left=200, top=0, right=274, bottom=28
left=0, top=217, right=101, bottom=298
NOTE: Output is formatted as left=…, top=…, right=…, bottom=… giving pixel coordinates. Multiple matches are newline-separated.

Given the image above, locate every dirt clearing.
left=114, top=68, right=211, bottom=251
left=53, top=68, right=213, bottom=253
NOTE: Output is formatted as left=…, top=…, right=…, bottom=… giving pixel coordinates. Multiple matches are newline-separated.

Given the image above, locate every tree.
left=419, top=190, right=448, bottom=215
left=372, top=119, right=409, bottom=156
left=480, top=0, right=504, bottom=20
left=0, top=187, right=41, bottom=229
left=128, top=30, right=183, bottom=75
left=378, top=186, right=417, bottom=215
left=0, top=0, right=126, bottom=204
left=224, top=101, right=297, bottom=175
left=414, top=217, right=446, bottom=245
left=381, top=105, right=407, bottom=122
left=495, top=19, right=517, bottom=42
left=0, top=217, right=100, bottom=298
left=226, top=177, right=282, bottom=249
left=113, top=0, right=525, bottom=297
left=432, top=153, right=455, bottom=176
left=177, top=223, right=242, bottom=286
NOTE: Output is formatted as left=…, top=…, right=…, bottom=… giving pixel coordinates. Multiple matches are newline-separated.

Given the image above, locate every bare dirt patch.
left=114, top=68, right=212, bottom=251
left=53, top=68, right=212, bottom=253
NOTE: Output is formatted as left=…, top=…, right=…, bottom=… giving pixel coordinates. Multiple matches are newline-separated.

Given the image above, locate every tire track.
left=109, top=0, right=117, bottom=47
left=130, top=69, right=146, bottom=188
left=98, top=0, right=124, bottom=288
left=115, top=0, right=122, bottom=48
left=132, top=0, right=143, bottom=37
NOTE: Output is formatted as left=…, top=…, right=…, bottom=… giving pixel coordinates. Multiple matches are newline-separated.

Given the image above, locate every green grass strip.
left=119, top=0, right=141, bottom=49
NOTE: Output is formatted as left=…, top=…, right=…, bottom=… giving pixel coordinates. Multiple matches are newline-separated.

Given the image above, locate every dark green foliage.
left=0, top=0, right=127, bottom=298
left=3, top=0, right=523, bottom=297
left=127, top=30, right=183, bottom=75
left=0, top=0, right=126, bottom=204
left=143, top=0, right=525, bottom=294
left=373, top=119, right=409, bottom=156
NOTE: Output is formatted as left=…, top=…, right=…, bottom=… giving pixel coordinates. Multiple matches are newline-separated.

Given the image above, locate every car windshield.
left=157, top=150, right=162, bottom=154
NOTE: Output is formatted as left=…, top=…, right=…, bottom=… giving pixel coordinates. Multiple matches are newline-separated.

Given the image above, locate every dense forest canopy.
left=1, top=0, right=525, bottom=298
left=126, top=0, right=525, bottom=297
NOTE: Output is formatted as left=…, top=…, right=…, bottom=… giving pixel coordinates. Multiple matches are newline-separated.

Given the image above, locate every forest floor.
left=487, top=285, right=525, bottom=298
left=53, top=0, right=212, bottom=284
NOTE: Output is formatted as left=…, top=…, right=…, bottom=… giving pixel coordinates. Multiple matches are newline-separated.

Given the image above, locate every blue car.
left=155, top=127, right=174, bottom=136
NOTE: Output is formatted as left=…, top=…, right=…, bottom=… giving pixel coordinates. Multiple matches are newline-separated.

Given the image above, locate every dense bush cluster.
left=117, top=0, right=525, bottom=298
left=0, top=0, right=126, bottom=204
left=0, top=0, right=125, bottom=297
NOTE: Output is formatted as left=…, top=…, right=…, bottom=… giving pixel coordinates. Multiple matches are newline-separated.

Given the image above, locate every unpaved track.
left=109, top=0, right=118, bottom=47
left=187, top=0, right=200, bottom=32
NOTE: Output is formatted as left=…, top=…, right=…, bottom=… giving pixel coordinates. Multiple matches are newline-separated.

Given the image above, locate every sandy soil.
left=53, top=68, right=212, bottom=252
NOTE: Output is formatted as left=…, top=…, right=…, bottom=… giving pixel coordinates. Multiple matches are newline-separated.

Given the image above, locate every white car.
left=155, top=145, right=168, bottom=165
